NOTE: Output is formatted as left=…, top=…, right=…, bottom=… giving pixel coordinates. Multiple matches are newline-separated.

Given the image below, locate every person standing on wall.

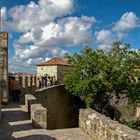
left=44, top=73, right=48, bottom=87
left=38, top=78, right=42, bottom=89
left=53, top=75, right=57, bottom=85
left=9, top=76, right=21, bottom=102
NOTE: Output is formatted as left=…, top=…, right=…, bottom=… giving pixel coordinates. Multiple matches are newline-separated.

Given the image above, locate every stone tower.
left=0, top=32, right=8, bottom=117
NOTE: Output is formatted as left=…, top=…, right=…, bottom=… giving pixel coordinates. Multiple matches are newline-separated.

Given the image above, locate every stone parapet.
left=13, top=75, right=37, bottom=96
left=135, top=104, right=140, bottom=119
left=31, top=103, right=42, bottom=120
left=33, top=106, right=47, bottom=129
left=28, top=99, right=37, bottom=115
left=79, top=108, right=140, bottom=140
left=35, top=84, right=82, bottom=129
left=25, top=94, right=47, bottom=129
left=25, top=94, right=37, bottom=112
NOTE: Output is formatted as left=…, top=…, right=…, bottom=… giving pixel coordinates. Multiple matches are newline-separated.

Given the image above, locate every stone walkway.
left=0, top=102, right=92, bottom=140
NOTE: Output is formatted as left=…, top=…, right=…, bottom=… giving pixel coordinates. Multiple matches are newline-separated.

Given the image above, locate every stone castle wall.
left=57, top=65, right=70, bottom=83
left=10, top=74, right=37, bottom=101
left=0, top=32, right=8, bottom=111
left=79, top=108, right=140, bottom=140
left=35, top=85, right=82, bottom=129
left=25, top=94, right=47, bottom=129
left=24, top=85, right=140, bottom=139
left=135, top=104, right=140, bottom=119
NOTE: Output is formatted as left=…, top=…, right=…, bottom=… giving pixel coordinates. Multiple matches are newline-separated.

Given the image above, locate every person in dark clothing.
left=38, top=78, right=42, bottom=89
left=9, top=76, right=21, bottom=102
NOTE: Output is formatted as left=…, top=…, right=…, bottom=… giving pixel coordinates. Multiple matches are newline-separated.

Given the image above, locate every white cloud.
left=13, top=15, right=96, bottom=59
left=18, top=32, right=32, bottom=44
left=112, top=12, right=140, bottom=41
left=26, top=57, right=49, bottom=66
left=2, top=0, right=74, bottom=32
left=2, top=0, right=97, bottom=70
left=15, top=44, right=41, bottom=59
left=113, top=12, right=139, bottom=32
left=39, top=16, right=96, bottom=46
left=3, top=0, right=94, bottom=73
left=9, top=56, right=29, bottom=73
left=6, top=1, right=140, bottom=73
left=95, top=30, right=112, bottom=43
left=95, top=12, right=140, bottom=50
left=114, top=32, right=126, bottom=40
left=9, top=56, right=49, bottom=73
left=50, top=48, right=67, bottom=57
left=95, top=30, right=113, bottom=49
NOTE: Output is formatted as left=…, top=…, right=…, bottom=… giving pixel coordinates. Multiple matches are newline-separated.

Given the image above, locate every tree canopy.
left=63, top=42, right=140, bottom=111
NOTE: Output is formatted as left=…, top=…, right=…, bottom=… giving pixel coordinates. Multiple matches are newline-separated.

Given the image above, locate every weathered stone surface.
left=28, top=99, right=37, bottom=114
left=35, top=85, right=82, bottom=129
left=33, top=106, right=47, bottom=129
left=25, top=94, right=37, bottom=112
left=0, top=32, right=8, bottom=118
left=25, top=94, right=47, bottom=129
left=79, top=108, right=140, bottom=140
left=135, top=104, right=140, bottom=119
left=12, top=74, right=36, bottom=97
left=31, top=103, right=42, bottom=120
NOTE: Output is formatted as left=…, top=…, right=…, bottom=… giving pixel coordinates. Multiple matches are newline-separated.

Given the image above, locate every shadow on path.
left=0, top=101, right=92, bottom=140
left=0, top=102, right=57, bottom=140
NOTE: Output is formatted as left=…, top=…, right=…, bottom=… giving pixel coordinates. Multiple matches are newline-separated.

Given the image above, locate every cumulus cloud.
left=8, top=56, right=30, bottom=73
left=2, top=0, right=139, bottom=73
left=13, top=15, right=96, bottom=60
left=1, top=0, right=96, bottom=70
left=39, top=16, right=96, bottom=46
left=95, top=30, right=112, bottom=43
left=2, top=0, right=74, bottom=32
left=18, top=32, right=32, bottom=44
left=1, top=0, right=86, bottom=72
left=95, top=12, right=140, bottom=50
left=95, top=30, right=113, bottom=49
left=15, top=43, right=67, bottom=59
left=113, top=12, right=139, bottom=32
left=112, top=12, right=140, bottom=41
left=9, top=56, right=50, bottom=73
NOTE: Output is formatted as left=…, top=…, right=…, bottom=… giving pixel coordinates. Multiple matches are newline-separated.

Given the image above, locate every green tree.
left=63, top=42, right=140, bottom=112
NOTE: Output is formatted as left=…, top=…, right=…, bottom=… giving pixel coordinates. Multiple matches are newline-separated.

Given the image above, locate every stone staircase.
left=0, top=102, right=92, bottom=140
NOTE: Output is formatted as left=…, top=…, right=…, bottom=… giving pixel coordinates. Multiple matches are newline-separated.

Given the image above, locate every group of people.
left=9, top=76, right=21, bottom=102
left=8, top=74, right=58, bottom=102
left=38, top=74, right=57, bottom=89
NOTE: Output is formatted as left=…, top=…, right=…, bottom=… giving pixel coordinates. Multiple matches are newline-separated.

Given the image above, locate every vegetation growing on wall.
left=63, top=41, right=140, bottom=113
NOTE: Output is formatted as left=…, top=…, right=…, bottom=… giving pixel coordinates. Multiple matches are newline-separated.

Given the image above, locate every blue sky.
left=0, top=0, right=140, bottom=73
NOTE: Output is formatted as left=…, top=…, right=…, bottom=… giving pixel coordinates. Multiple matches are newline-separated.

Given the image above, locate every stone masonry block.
left=79, top=108, right=140, bottom=140
left=28, top=99, right=37, bottom=115
left=25, top=94, right=36, bottom=112
left=33, top=106, right=47, bottom=129
left=31, top=103, right=42, bottom=120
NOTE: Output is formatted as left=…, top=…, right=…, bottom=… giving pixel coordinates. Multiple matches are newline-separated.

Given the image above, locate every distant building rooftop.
left=36, top=57, right=70, bottom=66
